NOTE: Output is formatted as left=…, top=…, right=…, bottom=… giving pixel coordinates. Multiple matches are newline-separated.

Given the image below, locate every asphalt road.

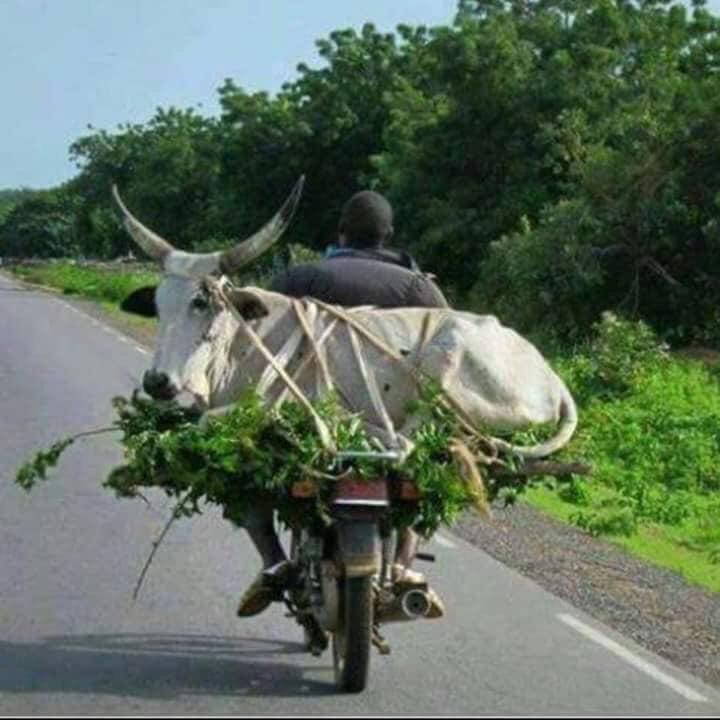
left=1, top=272, right=718, bottom=716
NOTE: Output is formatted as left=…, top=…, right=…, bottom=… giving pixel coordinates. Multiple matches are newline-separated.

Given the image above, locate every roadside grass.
left=9, top=262, right=159, bottom=305
left=521, top=315, right=720, bottom=594
left=99, top=300, right=156, bottom=331
left=8, top=262, right=158, bottom=336
left=525, top=487, right=720, bottom=593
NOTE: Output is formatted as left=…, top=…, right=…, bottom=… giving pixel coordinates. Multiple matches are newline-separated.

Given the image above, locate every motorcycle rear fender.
left=335, top=520, right=381, bottom=578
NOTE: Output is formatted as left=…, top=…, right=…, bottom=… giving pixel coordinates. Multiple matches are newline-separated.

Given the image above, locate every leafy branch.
left=16, top=428, right=118, bottom=490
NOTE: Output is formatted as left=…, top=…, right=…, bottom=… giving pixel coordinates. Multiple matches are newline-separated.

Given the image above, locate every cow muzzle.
left=142, top=370, right=178, bottom=400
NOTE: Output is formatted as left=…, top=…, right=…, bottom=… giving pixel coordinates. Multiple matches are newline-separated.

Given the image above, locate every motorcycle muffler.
left=400, top=588, right=431, bottom=618
left=378, top=588, right=432, bottom=623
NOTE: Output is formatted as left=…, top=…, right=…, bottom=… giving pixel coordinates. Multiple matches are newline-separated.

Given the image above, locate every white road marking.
left=557, top=613, right=708, bottom=703
left=434, top=534, right=457, bottom=549
left=57, top=300, right=150, bottom=358
left=4, top=272, right=153, bottom=359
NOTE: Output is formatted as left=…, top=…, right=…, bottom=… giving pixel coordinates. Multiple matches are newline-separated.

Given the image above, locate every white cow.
left=114, top=178, right=577, bottom=459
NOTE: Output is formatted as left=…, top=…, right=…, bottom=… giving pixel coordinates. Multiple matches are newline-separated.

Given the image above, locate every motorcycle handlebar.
left=335, top=450, right=401, bottom=463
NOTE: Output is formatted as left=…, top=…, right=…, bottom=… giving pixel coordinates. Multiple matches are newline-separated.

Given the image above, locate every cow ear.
left=228, top=288, right=269, bottom=321
left=121, top=285, right=157, bottom=317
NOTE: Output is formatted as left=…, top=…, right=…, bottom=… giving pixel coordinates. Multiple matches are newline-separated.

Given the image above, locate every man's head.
left=338, top=190, right=394, bottom=249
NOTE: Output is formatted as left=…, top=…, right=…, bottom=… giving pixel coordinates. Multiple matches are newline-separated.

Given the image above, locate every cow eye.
left=191, top=295, right=209, bottom=312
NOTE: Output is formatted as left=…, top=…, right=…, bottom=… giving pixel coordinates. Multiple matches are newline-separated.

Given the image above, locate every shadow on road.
left=0, top=633, right=336, bottom=699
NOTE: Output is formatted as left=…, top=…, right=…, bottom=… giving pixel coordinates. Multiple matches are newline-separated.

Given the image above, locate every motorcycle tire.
left=332, top=575, right=373, bottom=693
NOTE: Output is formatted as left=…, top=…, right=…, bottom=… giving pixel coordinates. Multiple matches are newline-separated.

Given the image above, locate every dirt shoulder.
left=455, top=504, right=720, bottom=689
left=69, top=296, right=158, bottom=349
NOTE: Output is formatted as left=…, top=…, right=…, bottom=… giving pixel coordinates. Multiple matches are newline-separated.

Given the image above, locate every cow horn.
left=111, top=184, right=176, bottom=262
left=219, top=175, right=305, bottom=274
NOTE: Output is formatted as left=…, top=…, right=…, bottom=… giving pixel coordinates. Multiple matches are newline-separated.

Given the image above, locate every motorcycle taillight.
left=331, top=473, right=389, bottom=507
left=290, top=480, right=317, bottom=498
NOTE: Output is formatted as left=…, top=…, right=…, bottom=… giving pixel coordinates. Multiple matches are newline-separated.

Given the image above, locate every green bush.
left=11, top=263, right=159, bottom=305
left=591, top=313, right=668, bottom=395
left=548, top=318, right=720, bottom=544
left=558, top=312, right=668, bottom=402
left=572, top=498, right=638, bottom=538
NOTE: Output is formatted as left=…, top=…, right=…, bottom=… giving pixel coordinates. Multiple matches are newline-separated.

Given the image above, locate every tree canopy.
left=2, top=0, right=720, bottom=344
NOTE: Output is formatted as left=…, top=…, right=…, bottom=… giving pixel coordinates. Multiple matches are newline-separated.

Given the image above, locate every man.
left=237, top=189, right=448, bottom=618
left=274, top=190, right=447, bottom=309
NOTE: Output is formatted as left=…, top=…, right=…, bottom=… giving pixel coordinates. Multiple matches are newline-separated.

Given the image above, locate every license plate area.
left=331, top=472, right=389, bottom=508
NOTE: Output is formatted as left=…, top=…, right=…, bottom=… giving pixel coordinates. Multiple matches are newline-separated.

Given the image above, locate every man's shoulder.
left=277, top=253, right=417, bottom=282
left=327, top=247, right=420, bottom=271
left=270, top=261, right=322, bottom=295
left=270, top=249, right=447, bottom=309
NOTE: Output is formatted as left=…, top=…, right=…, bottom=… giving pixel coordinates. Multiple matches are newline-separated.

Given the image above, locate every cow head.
left=114, top=177, right=303, bottom=406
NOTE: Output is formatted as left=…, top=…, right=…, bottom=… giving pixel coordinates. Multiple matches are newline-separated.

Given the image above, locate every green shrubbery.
left=544, top=315, right=720, bottom=563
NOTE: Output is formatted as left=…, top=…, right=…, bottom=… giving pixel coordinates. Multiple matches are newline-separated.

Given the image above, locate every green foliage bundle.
left=16, top=438, right=76, bottom=491
left=16, top=388, right=510, bottom=538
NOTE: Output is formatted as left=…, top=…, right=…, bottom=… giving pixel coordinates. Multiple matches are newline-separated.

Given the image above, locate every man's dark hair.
left=338, top=190, right=394, bottom=249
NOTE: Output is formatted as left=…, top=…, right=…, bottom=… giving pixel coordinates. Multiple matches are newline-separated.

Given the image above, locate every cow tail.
left=491, top=381, right=578, bottom=460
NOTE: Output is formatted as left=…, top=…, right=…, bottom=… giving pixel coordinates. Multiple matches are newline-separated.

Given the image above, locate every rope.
left=273, top=317, right=340, bottom=408
left=292, top=300, right=334, bottom=394
left=213, top=282, right=497, bottom=458
left=346, top=323, right=398, bottom=446
left=312, top=300, right=486, bottom=441
left=214, top=285, right=336, bottom=453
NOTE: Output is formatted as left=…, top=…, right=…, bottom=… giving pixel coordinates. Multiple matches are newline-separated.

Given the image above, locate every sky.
left=2, top=1, right=718, bottom=190
left=0, top=0, right=458, bottom=189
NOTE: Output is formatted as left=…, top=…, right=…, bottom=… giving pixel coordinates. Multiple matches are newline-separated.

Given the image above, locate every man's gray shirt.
left=270, top=248, right=448, bottom=309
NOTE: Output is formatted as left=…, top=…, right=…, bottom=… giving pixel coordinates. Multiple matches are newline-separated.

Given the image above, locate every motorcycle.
left=275, top=450, right=437, bottom=693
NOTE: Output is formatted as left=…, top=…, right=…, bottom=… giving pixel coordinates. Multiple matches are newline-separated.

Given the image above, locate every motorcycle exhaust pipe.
left=400, top=588, right=431, bottom=619
left=377, top=588, right=432, bottom=623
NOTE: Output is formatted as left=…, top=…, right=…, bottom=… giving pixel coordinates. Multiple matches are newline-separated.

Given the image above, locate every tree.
left=216, top=23, right=408, bottom=252
left=0, top=187, right=80, bottom=258
left=69, top=108, right=223, bottom=257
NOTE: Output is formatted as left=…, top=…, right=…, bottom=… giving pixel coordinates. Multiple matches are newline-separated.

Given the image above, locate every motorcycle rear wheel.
left=332, top=575, right=373, bottom=693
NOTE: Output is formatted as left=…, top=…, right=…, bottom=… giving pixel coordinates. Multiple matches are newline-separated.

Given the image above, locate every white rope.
left=274, top=316, right=340, bottom=408
left=216, top=286, right=336, bottom=453
left=346, top=323, right=398, bottom=446
left=214, top=282, right=491, bottom=455
left=292, top=300, right=334, bottom=394
left=256, top=324, right=305, bottom=397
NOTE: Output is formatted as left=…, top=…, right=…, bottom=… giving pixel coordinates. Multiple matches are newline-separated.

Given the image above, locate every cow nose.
left=142, top=370, right=177, bottom=399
